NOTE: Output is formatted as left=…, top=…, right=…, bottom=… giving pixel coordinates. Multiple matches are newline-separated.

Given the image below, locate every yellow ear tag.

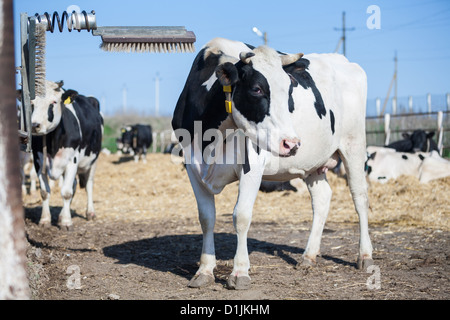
left=225, top=100, right=232, bottom=114
left=223, top=86, right=232, bottom=113
left=63, top=97, right=72, bottom=105
left=223, top=85, right=232, bottom=93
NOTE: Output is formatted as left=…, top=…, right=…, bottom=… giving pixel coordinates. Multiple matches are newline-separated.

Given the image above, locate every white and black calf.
left=366, top=147, right=450, bottom=183
left=117, top=124, right=153, bottom=163
left=172, top=38, right=373, bottom=289
left=27, top=80, right=103, bottom=230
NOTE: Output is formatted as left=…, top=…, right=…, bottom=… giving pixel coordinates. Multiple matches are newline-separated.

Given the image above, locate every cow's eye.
left=251, top=86, right=262, bottom=95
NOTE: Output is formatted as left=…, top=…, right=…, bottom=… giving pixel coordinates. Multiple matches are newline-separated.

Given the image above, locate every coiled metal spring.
left=32, top=10, right=97, bottom=33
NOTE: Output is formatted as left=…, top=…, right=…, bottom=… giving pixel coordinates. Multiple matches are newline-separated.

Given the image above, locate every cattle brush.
left=92, top=26, right=196, bottom=53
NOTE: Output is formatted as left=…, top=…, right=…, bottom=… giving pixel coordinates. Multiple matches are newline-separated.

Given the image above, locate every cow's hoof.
left=59, top=224, right=74, bottom=232
left=187, top=274, right=214, bottom=288
left=226, top=275, right=251, bottom=290
left=86, top=212, right=96, bottom=221
left=39, top=221, right=51, bottom=228
left=295, top=256, right=316, bottom=269
left=357, top=256, right=374, bottom=270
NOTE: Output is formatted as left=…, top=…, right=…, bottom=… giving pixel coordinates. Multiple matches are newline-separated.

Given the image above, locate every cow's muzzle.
left=280, top=138, right=301, bottom=157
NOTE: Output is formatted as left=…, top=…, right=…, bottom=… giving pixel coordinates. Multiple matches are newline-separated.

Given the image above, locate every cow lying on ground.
left=117, top=124, right=153, bottom=163
left=172, top=38, right=373, bottom=289
left=19, top=80, right=103, bottom=230
left=366, top=147, right=450, bottom=183
left=386, top=130, right=438, bottom=153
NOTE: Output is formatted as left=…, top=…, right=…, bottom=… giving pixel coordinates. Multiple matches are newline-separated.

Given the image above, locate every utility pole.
left=381, top=51, right=398, bottom=115
left=334, top=11, right=354, bottom=56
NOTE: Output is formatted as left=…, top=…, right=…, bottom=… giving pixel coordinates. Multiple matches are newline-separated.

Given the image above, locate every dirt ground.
left=22, top=152, right=449, bottom=300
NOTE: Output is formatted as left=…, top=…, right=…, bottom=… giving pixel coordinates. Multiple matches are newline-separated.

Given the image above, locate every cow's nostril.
left=32, top=122, right=40, bottom=129
left=280, top=138, right=301, bottom=156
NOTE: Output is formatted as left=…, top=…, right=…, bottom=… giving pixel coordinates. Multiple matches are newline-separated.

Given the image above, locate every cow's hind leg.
left=186, top=165, right=216, bottom=288
left=339, top=146, right=373, bottom=269
left=80, top=161, right=97, bottom=221
left=299, top=172, right=332, bottom=267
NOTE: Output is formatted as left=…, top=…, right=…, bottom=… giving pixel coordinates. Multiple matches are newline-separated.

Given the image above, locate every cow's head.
left=119, top=126, right=136, bottom=154
left=215, top=46, right=302, bottom=157
left=406, top=130, right=437, bottom=153
left=29, top=80, right=65, bottom=135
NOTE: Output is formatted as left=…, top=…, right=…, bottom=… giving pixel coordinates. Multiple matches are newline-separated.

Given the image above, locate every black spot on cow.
left=330, top=110, right=335, bottom=134
left=47, top=104, right=54, bottom=122
left=232, top=63, right=271, bottom=123
left=288, top=74, right=298, bottom=113
left=418, top=154, right=425, bottom=161
left=283, top=58, right=326, bottom=119
left=402, top=155, right=408, bottom=160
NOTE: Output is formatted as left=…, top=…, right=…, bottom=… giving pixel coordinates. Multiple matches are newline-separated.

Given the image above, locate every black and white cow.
left=25, top=80, right=103, bottom=230
left=172, top=38, right=373, bottom=289
left=117, top=124, right=153, bottom=163
left=386, top=130, right=438, bottom=153
left=366, top=147, right=450, bottom=183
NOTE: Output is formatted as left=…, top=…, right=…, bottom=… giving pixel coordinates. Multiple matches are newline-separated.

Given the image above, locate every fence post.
left=384, top=113, right=391, bottom=145
left=437, top=111, right=444, bottom=156
left=376, top=98, right=380, bottom=116
left=392, top=97, right=397, bottom=115
left=408, top=96, right=413, bottom=113
left=427, top=93, right=432, bottom=115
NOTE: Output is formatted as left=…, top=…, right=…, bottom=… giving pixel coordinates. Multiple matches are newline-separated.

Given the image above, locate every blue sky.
left=13, top=0, right=450, bottom=117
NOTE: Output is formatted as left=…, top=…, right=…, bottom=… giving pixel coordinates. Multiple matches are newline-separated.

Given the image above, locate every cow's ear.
left=427, top=131, right=435, bottom=138
left=215, top=62, right=239, bottom=86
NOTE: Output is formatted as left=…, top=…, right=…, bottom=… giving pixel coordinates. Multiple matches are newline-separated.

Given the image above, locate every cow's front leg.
left=186, top=165, right=217, bottom=288
left=299, top=171, right=332, bottom=267
left=38, top=172, right=52, bottom=227
left=58, top=161, right=78, bottom=231
left=228, top=162, right=263, bottom=290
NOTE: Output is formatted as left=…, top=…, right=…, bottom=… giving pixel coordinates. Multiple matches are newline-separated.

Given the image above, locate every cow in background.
left=386, top=130, right=438, bottom=153
left=117, top=124, right=153, bottom=163
left=366, top=147, right=450, bottom=183
left=19, top=80, right=103, bottom=230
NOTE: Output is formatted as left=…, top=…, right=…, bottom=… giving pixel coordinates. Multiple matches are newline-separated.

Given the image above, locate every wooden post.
left=408, top=96, right=413, bottom=113
left=0, top=0, right=30, bottom=299
left=384, top=113, right=391, bottom=146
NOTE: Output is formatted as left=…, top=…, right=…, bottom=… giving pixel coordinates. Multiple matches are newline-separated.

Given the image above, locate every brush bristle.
left=100, top=41, right=195, bottom=53
left=34, top=23, right=47, bottom=97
